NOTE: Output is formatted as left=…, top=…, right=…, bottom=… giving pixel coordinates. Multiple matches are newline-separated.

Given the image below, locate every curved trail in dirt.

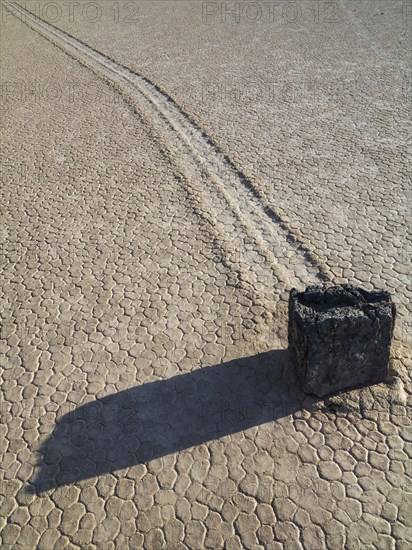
left=6, top=1, right=331, bottom=307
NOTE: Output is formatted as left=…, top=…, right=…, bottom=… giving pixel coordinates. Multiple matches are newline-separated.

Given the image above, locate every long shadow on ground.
left=29, top=350, right=313, bottom=493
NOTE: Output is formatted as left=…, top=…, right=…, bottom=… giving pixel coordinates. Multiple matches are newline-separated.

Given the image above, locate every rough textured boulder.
left=288, top=284, right=396, bottom=397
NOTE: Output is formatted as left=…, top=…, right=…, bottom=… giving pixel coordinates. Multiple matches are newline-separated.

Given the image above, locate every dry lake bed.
left=1, top=1, right=411, bottom=548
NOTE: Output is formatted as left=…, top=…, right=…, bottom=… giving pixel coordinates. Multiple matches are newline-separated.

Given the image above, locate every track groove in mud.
left=6, top=1, right=330, bottom=296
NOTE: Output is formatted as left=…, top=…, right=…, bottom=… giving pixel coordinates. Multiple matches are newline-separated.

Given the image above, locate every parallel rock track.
left=5, top=1, right=330, bottom=308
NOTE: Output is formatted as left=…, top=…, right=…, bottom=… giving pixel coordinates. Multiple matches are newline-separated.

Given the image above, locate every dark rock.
left=288, top=284, right=396, bottom=397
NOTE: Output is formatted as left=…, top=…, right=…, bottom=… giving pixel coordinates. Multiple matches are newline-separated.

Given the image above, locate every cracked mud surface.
left=1, top=1, right=411, bottom=548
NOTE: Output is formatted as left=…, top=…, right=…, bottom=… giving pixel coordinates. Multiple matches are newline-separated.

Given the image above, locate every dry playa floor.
left=1, top=1, right=411, bottom=549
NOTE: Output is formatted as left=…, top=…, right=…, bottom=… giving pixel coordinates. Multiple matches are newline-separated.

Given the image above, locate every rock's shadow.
left=29, top=350, right=308, bottom=493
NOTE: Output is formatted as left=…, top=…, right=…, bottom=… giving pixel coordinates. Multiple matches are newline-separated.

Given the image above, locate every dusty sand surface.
left=1, top=1, right=411, bottom=548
